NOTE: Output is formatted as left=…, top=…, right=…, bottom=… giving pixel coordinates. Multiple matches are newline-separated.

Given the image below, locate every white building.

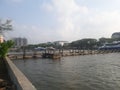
left=53, top=41, right=69, bottom=46
left=13, top=37, right=28, bottom=47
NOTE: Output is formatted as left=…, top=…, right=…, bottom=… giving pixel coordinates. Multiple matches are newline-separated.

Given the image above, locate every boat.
left=98, top=41, right=120, bottom=50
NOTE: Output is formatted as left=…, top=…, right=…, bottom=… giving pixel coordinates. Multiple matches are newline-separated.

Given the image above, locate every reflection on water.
left=13, top=53, right=120, bottom=90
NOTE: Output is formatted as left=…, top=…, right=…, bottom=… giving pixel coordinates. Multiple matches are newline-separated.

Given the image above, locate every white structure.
left=111, top=32, right=120, bottom=39
left=0, top=35, right=4, bottom=43
left=53, top=41, right=69, bottom=46
left=13, top=37, right=27, bottom=47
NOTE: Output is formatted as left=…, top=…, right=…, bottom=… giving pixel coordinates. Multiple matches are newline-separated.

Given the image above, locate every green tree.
left=70, top=38, right=97, bottom=49
left=0, top=19, right=13, bottom=59
left=0, top=40, right=14, bottom=59
left=98, top=37, right=114, bottom=46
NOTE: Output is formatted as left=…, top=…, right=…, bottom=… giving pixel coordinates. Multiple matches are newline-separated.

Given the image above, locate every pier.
left=7, top=49, right=120, bottom=60
left=42, top=53, right=61, bottom=59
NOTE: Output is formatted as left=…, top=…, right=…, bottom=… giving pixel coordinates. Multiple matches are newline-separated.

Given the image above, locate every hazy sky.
left=1, top=0, right=120, bottom=44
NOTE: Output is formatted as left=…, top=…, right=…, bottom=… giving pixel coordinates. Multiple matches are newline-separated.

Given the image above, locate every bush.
left=0, top=40, right=14, bottom=59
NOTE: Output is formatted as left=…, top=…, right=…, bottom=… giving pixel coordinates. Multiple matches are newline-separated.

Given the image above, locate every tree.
left=0, top=19, right=13, bottom=59
left=0, top=40, right=14, bottom=59
left=0, top=19, right=12, bottom=35
left=98, top=37, right=113, bottom=46
left=70, top=38, right=97, bottom=49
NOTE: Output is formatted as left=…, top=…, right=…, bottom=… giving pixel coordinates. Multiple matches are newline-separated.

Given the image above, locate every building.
left=53, top=41, right=69, bottom=46
left=0, top=35, right=4, bottom=43
left=111, top=32, right=120, bottom=39
left=13, top=37, right=28, bottom=47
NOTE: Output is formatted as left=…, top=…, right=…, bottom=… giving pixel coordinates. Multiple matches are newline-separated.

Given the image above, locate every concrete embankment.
left=5, top=57, right=36, bottom=90
left=0, top=59, right=15, bottom=90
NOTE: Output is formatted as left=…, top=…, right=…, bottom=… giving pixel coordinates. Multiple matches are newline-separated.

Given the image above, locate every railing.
left=5, top=57, right=36, bottom=90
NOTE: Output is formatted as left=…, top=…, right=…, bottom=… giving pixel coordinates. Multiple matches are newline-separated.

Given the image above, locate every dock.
left=42, top=53, right=61, bottom=59
left=7, top=49, right=120, bottom=60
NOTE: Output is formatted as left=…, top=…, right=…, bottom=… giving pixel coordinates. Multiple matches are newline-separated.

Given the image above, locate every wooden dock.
left=7, top=49, right=120, bottom=60
left=42, top=53, right=61, bottom=59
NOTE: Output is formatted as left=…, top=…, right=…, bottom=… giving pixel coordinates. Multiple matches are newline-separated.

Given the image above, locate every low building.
left=12, top=37, right=28, bottom=48
left=53, top=41, right=69, bottom=46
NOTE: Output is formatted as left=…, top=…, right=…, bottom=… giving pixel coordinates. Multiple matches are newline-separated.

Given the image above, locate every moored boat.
left=99, top=41, right=120, bottom=50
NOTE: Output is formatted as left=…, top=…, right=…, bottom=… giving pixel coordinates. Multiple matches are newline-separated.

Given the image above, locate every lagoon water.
left=13, top=53, right=120, bottom=90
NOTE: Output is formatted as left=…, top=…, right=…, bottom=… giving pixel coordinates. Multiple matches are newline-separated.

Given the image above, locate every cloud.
left=83, top=11, right=120, bottom=38
left=41, top=3, right=53, bottom=12
left=7, top=0, right=120, bottom=44
left=41, top=0, right=120, bottom=41
left=8, top=10, right=120, bottom=44
left=7, top=23, right=61, bottom=44
left=42, top=0, right=89, bottom=41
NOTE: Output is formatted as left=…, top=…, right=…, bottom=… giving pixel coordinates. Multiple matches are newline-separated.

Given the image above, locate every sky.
left=0, top=0, right=120, bottom=44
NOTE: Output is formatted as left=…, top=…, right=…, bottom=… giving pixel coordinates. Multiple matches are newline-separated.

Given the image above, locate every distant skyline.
left=1, top=0, right=120, bottom=44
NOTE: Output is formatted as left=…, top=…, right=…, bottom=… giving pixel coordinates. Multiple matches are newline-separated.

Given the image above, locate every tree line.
left=27, top=37, right=120, bottom=50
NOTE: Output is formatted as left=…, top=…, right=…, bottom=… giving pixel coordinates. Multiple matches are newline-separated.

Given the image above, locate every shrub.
left=0, top=40, right=14, bottom=59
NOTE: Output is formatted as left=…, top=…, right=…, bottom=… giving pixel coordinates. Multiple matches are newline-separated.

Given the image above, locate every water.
left=13, top=53, right=120, bottom=90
